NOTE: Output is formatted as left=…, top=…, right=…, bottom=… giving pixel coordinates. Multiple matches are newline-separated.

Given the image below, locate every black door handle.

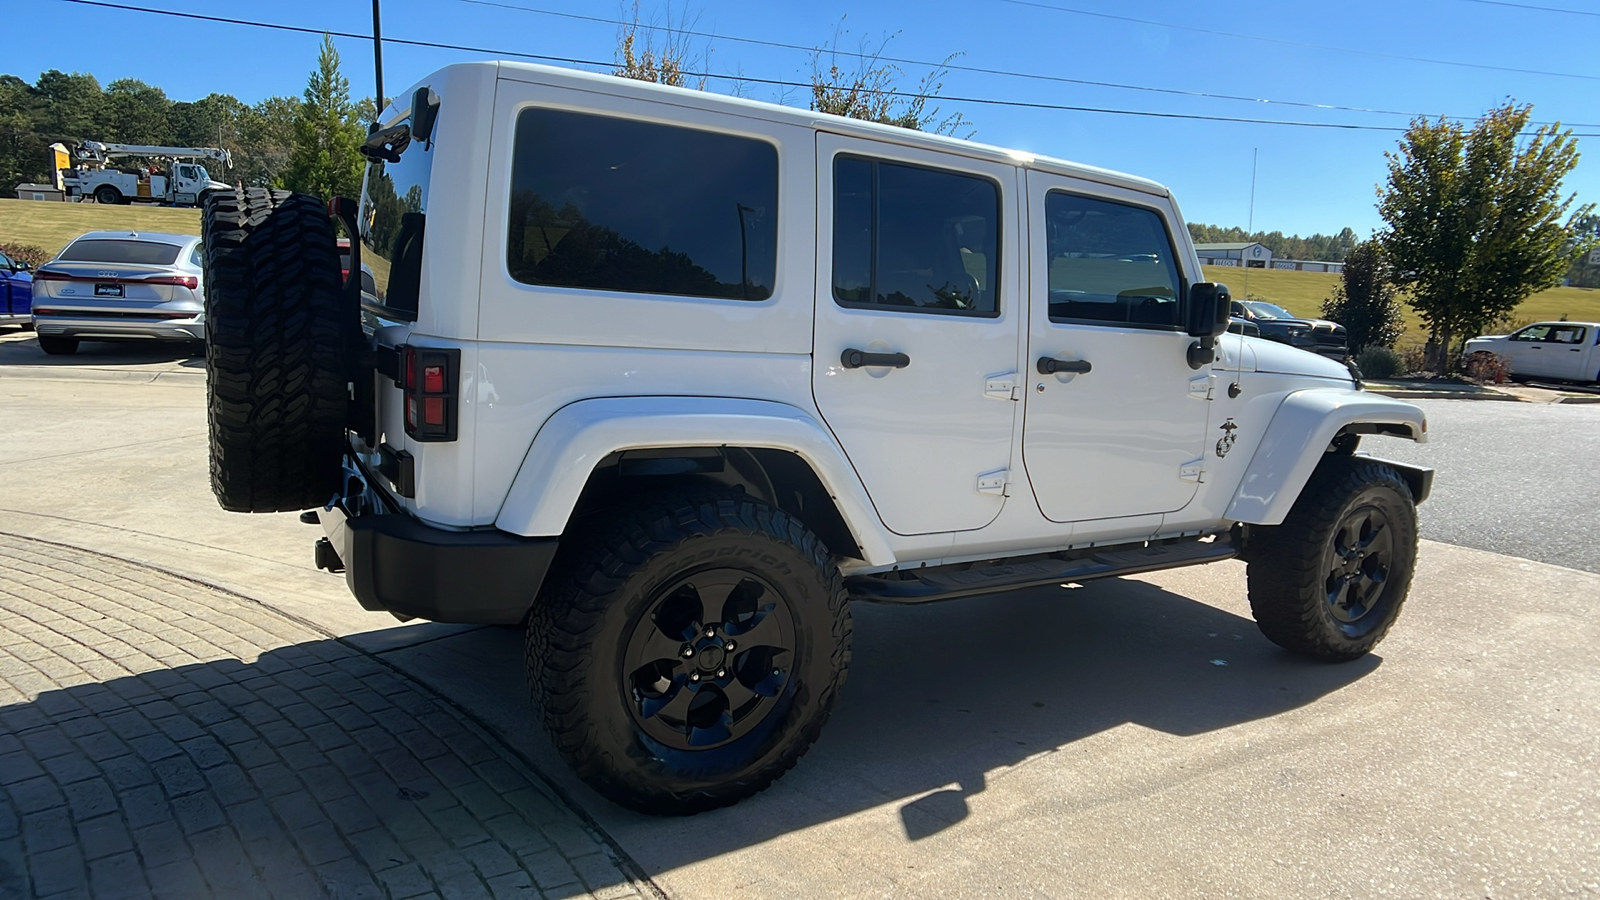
left=1037, top=356, right=1092, bottom=375
left=841, top=348, right=911, bottom=369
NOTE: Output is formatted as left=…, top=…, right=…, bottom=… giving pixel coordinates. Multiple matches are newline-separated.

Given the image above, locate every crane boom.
left=77, top=141, right=232, bottom=168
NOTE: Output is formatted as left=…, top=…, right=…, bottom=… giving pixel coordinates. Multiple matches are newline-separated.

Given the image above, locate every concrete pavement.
left=3, top=341, right=1599, bottom=898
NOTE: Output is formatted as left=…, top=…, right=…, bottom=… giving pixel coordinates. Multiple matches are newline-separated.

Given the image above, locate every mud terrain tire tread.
left=201, top=188, right=350, bottom=513
left=1246, top=456, right=1417, bottom=661
left=527, top=491, right=851, bottom=815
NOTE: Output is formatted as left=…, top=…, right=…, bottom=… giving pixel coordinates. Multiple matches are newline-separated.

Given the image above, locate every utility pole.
left=371, top=0, right=385, bottom=129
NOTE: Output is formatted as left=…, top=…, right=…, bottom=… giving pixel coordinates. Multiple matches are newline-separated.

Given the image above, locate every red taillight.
left=400, top=345, right=459, bottom=442
left=30, top=270, right=197, bottom=289
left=143, top=275, right=199, bottom=289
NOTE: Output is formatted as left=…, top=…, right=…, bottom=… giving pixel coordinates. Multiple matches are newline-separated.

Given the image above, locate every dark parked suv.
left=1231, top=299, right=1348, bottom=361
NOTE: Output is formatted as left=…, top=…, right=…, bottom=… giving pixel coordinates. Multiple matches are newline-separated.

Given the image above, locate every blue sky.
left=11, top=0, right=1600, bottom=237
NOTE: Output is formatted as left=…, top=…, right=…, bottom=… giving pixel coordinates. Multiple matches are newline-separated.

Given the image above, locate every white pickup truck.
left=1465, top=321, right=1600, bottom=383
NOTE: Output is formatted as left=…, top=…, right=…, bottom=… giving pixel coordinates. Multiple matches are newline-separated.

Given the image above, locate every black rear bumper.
left=329, top=509, right=558, bottom=625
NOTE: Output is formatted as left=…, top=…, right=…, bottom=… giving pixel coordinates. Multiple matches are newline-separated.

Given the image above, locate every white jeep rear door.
left=810, top=134, right=1022, bottom=536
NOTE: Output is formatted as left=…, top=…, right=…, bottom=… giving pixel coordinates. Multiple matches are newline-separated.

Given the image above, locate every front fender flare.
left=1227, top=388, right=1428, bottom=525
left=493, top=396, right=897, bottom=566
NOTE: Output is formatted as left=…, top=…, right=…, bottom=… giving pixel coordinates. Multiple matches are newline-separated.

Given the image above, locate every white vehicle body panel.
left=494, top=397, right=896, bottom=565
left=1226, top=388, right=1427, bottom=525
left=1020, top=169, right=1211, bottom=523
left=809, top=132, right=1022, bottom=536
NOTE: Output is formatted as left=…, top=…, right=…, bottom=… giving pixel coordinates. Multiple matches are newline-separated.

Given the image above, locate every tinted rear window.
left=58, top=240, right=182, bottom=266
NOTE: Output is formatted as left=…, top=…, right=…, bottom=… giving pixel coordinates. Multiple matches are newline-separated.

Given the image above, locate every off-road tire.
left=37, top=336, right=78, bottom=355
left=201, top=188, right=352, bottom=513
left=528, top=491, right=851, bottom=815
left=1246, top=456, right=1417, bottom=661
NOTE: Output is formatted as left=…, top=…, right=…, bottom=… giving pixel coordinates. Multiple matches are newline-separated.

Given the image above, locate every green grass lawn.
left=0, top=198, right=201, bottom=257
left=1203, top=264, right=1600, bottom=345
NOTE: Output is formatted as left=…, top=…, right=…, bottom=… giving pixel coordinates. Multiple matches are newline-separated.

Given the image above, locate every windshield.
left=57, top=240, right=182, bottom=265
left=1244, top=300, right=1294, bottom=319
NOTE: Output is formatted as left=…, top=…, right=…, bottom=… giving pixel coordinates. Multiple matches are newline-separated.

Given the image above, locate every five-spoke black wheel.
left=528, top=491, right=850, bottom=815
left=1247, top=457, right=1418, bottom=661
left=624, top=568, right=797, bottom=750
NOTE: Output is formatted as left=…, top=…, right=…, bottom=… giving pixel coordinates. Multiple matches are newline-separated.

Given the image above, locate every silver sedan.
left=30, top=230, right=206, bottom=355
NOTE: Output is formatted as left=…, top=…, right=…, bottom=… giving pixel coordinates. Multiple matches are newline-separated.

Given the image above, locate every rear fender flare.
left=1227, top=389, right=1428, bottom=525
left=493, top=397, right=897, bottom=566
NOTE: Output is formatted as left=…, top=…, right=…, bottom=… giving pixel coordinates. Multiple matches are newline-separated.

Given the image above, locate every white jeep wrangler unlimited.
left=200, top=61, right=1431, bottom=815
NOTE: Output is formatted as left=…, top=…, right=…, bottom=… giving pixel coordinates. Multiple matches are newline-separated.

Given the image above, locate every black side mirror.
left=16, top=261, right=31, bottom=272
left=410, top=86, right=440, bottom=144
left=1187, top=282, right=1231, bottom=338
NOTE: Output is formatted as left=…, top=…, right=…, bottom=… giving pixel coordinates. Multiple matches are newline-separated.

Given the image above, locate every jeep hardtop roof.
left=391, top=61, right=1175, bottom=200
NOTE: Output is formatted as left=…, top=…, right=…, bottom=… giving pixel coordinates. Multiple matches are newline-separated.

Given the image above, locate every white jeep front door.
left=811, top=134, right=1022, bottom=536
left=1020, top=171, right=1213, bottom=523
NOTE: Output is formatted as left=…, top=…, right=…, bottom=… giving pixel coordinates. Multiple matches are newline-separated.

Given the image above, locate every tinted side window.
left=832, top=156, right=1000, bottom=316
left=507, top=108, right=778, bottom=301
left=1045, top=192, right=1182, bottom=327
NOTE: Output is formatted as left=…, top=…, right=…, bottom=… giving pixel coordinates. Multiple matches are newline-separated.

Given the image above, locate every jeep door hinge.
left=1179, top=457, right=1205, bottom=483
left=977, top=469, right=1012, bottom=496
left=984, top=373, right=1020, bottom=401
left=1188, top=374, right=1213, bottom=400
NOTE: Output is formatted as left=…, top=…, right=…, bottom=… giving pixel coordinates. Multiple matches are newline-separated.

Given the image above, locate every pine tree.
left=283, top=35, right=365, bottom=199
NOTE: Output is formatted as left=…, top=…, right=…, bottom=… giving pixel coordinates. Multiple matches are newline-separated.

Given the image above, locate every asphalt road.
left=1368, top=398, right=1600, bottom=574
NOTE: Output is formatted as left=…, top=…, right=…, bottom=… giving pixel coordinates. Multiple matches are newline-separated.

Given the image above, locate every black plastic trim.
left=341, top=514, right=559, bottom=625
left=847, top=534, right=1237, bottom=604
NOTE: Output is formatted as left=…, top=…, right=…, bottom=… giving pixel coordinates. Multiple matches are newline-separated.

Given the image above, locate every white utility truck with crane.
left=50, top=141, right=231, bottom=207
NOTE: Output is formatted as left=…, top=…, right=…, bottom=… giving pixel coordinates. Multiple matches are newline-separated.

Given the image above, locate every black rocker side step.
left=846, top=534, right=1239, bottom=603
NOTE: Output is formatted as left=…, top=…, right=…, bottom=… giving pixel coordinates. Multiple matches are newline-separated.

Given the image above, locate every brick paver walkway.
left=0, top=533, right=650, bottom=900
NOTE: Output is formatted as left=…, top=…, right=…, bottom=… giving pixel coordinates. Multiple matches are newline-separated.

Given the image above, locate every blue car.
left=0, top=249, right=33, bottom=329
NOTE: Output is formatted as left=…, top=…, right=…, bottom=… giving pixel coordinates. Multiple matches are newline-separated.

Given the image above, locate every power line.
left=999, top=0, right=1600, bottom=81
left=44, top=0, right=1600, bottom=137
left=456, top=0, right=1599, bottom=127
left=1451, top=0, right=1600, bottom=17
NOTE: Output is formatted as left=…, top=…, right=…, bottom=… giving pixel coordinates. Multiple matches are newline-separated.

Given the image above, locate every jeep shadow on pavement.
left=194, top=62, right=1431, bottom=815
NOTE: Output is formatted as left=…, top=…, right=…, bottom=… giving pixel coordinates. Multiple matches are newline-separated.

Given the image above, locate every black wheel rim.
left=622, top=568, right=797, bottom=751
left=1323, top=502, right=1396, bottom=629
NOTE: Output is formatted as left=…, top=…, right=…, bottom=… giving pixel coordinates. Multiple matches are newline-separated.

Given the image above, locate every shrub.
left=1322, top=240, right=1404, bottom=353
left=1463, top=351, right=1511, bottom=384
left=1355, top=345, right=1402, bottom=380
left=0, top=243, right=49, bottom=267
left=1398, top=344, right=1431, bottom=376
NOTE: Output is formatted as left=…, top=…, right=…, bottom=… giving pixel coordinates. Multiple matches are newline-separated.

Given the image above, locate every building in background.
left=1194, top=241, right=1343, bottom=274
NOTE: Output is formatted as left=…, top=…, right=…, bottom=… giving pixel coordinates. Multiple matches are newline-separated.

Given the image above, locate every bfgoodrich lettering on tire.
left=527, top=491, right=851, bottom=815
left=1246, top=457, right=1418, bottom=661
left=201, top=188, right=353, bottom=513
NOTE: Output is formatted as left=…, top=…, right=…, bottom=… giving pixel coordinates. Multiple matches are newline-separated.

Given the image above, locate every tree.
left=613, top=1, right=706, bottom=88
left=1321, top=240, right=1403, bottom=354
left=1378, top=101, right=1596, bottom=374
left=1562, top=212, right=1600, bottom=289
left=103, top=79, right=170, bottom=144
left=809, top=24, right=969, bottom=136
left=34, top=70, right=103, bottom=143
left=283, top=35, right=365, bottom=199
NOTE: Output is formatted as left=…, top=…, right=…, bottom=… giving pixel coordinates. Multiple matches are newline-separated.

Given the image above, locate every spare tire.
left=201, top=188, right=352, bottom=513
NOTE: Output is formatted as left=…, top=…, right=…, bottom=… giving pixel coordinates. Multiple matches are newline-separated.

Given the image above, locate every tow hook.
left=314, top=537, right=345, bottom=573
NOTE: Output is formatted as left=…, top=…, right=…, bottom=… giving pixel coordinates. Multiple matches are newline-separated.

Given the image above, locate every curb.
left=1364, top=387, right=1522, bottom=401
left=0, top=364, right=205, bottom=385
